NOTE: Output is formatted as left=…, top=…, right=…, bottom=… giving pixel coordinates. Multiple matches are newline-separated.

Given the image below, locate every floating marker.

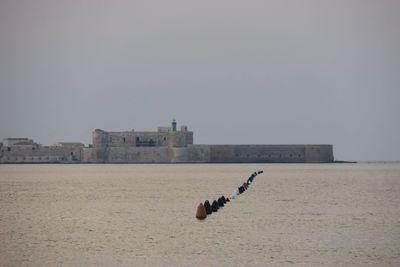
left=211, top=200, right=219, bottom=212
left=204, top=200, right=212, bottom=215
left=221, top=195, right=226, bottom=204
left=196, top=203, right=207, bottom=220
left=218, top=197, right=224, bottom=207
left=243, top=182, right=248, bottom=190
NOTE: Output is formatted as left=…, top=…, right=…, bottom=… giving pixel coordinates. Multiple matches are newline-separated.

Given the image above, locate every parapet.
left=158, top=127, right=171, bottom=133
left=53, top=142, right=84, bottom=148
left=3, top=138, right=36, bottom=147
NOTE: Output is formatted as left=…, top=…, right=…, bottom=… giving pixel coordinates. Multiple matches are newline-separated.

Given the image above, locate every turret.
left=92, top=129, right=108, bottom=148
left=172, top=119, right=177, bottom=132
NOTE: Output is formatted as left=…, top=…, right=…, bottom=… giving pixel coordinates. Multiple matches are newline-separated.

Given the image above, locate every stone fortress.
left=0, top=120, right=334, bottom=163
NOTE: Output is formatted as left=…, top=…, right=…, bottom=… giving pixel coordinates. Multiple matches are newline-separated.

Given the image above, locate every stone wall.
left=82, top=147, right=106, bottom=163
left=209, top=145, right=307, bottom=163
left=82, top=147, right=173, bottom=163
left=106, top=147, right=172, bottom=163
left=305, top=145, right=334, bottom=163
left=0, top=145, right=83, bottom=163
left=1, top=144, right=334, bottom=164
left=172, top=145, right=210, bottom=163
left=78, top=144, right=333, bottom=163
left=208, top=145, right=333, bottom=163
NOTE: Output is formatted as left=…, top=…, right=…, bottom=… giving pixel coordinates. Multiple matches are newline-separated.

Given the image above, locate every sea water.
left=0, top=163, right=399, bottom=266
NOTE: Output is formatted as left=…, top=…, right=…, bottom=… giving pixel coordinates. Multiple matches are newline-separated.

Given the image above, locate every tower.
left=172, top=119, right=177, bottom=132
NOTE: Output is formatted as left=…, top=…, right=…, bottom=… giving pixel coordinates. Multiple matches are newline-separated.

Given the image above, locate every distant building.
left=0, top=120, right=334, bottom=163
left=2, top=138, right=37, bottom=147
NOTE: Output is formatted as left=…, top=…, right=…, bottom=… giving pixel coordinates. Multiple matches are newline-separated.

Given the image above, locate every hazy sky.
left=0, top=0, right=399, bottom=161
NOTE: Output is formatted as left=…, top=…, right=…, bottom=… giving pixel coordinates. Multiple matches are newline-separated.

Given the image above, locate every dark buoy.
left=248, top=173, right=255, bottom=183
left=243, top=182, right=248, bottom=190
left=204, top=200, right=212, bottom=215
left=196, top=203, right=207, bottom=220
left=218, top=197, right=224, bottom=207
left=211, top=200, right=219, bottom=212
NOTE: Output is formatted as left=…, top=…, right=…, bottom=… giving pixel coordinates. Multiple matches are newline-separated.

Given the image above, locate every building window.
left=7, top=147, right=11, bottom=151
left=123, top=137, right=126, bottom=143
left=32, top=147, right=35, bottom=150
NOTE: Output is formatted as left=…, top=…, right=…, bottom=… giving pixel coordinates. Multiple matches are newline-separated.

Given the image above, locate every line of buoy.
left=196, top=170, right=264, bottom=220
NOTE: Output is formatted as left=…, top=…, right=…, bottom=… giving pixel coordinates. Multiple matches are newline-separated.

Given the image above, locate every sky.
left=0, top=0, right=399, bottom=161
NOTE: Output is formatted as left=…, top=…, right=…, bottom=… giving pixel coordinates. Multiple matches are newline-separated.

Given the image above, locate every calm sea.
left=1, top=163, right=399, bottom=266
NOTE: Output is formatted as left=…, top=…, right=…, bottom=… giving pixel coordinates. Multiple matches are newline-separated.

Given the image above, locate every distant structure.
left=0, top=138, right=84, bottom=163
left=0, top=121, right=334, bottom=163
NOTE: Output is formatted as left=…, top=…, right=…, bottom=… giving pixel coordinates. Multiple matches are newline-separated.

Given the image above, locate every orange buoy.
left=196, top=203, right=207, bottom=220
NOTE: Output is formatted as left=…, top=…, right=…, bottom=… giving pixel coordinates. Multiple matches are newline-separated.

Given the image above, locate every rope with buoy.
left=196, top=170, right=264, bottom=220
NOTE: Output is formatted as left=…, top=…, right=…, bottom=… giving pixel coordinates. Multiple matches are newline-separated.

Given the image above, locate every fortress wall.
left=209, top=145, right=308, bottom=163
left=186, top=145, right=210, bottom=162
left=305, top=145, right=334, bottom=163
left=80, top=145, right=333, bottom=163
left=82, top=145, right=209, bottom=163
left=172, top=145, right=210, bottom=163
left=209, top=145, right=334, bottom=163
left=106, top=147, right=172, bottom=163
left=1, top=144, right=334, bottom=164
left=82, top=148, right=106, bottom=163
left=0, top=146, right=83, bottom=163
